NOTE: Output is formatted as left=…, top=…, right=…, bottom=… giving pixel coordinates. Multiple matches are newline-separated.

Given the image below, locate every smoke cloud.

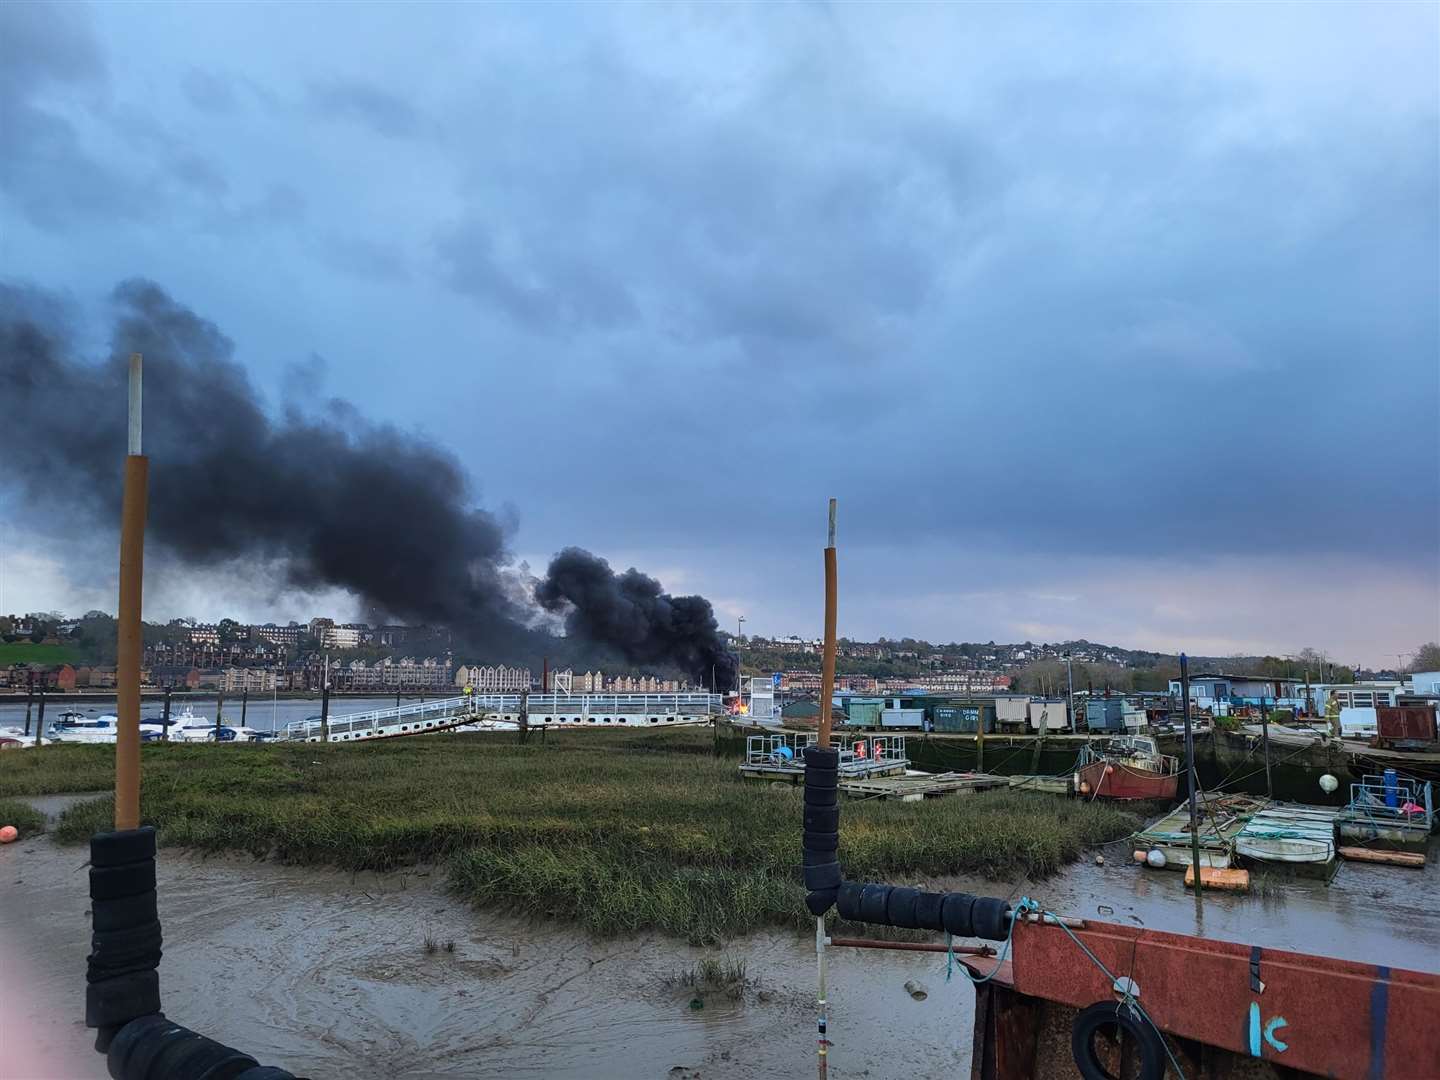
left=536, top=548, right=739, bottom=693
left=0, top=278, right=736, bottom=688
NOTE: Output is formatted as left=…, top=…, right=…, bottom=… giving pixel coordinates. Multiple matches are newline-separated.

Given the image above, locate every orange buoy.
left=0, top=825, right=18, bottom=844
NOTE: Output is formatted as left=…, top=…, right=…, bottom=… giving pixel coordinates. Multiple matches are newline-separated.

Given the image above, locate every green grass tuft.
left=0, top=798, right=47, bottom=838
left=8, top=732, right=1142, bottom=943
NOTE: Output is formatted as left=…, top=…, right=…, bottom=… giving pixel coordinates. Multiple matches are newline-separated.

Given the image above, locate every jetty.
left=1135, top=793, right=1268, bottom=870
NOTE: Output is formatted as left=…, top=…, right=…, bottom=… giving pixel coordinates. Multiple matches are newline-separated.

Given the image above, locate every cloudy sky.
left=1, top=1, right=1436, bottom=666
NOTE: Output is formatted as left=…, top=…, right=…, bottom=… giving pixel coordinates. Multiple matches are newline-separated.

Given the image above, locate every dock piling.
left=1180, top=653, right=1203, bottom=894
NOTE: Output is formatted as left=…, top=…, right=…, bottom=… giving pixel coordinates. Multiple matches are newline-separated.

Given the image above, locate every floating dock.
left=837, top=771, right=1009, bottom=800
left=1135, top=793, right=1268, bottom=870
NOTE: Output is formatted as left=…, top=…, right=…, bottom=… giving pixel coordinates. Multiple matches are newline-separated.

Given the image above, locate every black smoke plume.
left=537, top=548, right=739, bottom=693
left=0, top=279, right=736, bottom=688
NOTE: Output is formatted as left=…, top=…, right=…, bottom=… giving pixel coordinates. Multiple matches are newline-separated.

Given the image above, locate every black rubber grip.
left=86, top=969, right=161, bottom=1029
left=942, top=893, right=975, bottom=937
left=972, top=896, right=1010, bottom=941
left=835, top=881, right=863, bottom=920
left=803, top=806, right=840, bottom=833
left=93, top=890, right=158, bottom=933
left=90, top=828, right=156, bottom=868
left=914, top=891, right=945, bottom=931
left=886, top=887, right=921, bottom=929
left=859, top=883, right=892, bottom=924
left=802, top=846, right=838, bottom=867
left=91, top=861, right=157, bottom=901
left=802, top=830, right=838, bottom=853
left=803, top=861, right=841, bottom=891
left=803, top=786, right=838, bottom=807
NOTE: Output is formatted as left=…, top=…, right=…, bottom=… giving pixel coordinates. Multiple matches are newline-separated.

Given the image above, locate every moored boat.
left=1234, top=803, right=1338, bottom=865
left=1075, top=735, right=1180, bottom=800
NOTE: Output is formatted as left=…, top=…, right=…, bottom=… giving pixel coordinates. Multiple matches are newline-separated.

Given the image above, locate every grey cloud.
left=180, top=68, right=235, bottom=113
left=316, top=234, right=408, bottom=282
left=169, top=152, right=229, bottom=197
left=308, top=79, right=419, bottom=139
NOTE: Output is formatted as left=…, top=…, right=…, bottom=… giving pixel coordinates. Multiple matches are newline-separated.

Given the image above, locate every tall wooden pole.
left=815, top=499, right=837, bottom=1080
left=818, top=499, right=837, bottom=750
left=1180, top=652, right=1203, bottom=892
left=161, top=684, right=172, bottom=742
left=1261, top=696, right=1273, bottom=800
left=23, top=672, right=33, bottom=736
left=34, top=687, right=46, bottom=748
left=115, top=354, right=148, bottom=831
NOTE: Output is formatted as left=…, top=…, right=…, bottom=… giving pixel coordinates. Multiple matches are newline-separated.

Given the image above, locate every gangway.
left=278, top=691, right=726, bottom=743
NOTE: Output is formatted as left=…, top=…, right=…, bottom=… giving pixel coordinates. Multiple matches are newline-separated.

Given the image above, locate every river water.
left=3, top=792, right=1434, bottom=1080
left=0, top=695, right=425, bottom=735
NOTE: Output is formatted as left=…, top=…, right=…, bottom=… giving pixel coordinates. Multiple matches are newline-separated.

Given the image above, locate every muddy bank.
left=1, top=837, right=972, bottom=1080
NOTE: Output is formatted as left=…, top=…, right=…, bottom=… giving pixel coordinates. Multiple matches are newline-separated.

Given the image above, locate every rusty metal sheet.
left=1376, top=706, right=1437, bottom=743
left=1004, top=919, right=1440, bottom=1079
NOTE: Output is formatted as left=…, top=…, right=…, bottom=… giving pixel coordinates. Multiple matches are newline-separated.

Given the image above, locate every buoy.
left=1094, top=854, right=1105, bottom=866
left=0, top=825, right=17, bottom=844
left=1145, top=849, right=1166, bottom=868
left=1079, top=782, right=1091, bottom=794
left=1132, top=850, right=1147, bottom=864
left=1104, top=764, right=1114, bottom=775
left=1319, top=773, right=1338, bottom=794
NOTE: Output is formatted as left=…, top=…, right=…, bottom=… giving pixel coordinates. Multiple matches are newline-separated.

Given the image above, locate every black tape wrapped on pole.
left=800, top=749, right=1012, bottom=941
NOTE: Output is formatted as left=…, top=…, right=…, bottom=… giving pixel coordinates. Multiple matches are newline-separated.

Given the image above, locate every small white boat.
left=1235, top=804, right=1338, bottom=865
left=167, top=707, right=220, bottom=742
left=0, top=726, right=52, bottom=749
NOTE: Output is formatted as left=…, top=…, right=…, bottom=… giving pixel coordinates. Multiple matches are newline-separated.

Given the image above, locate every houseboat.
left=1075, top=735, right=1181, bottom=800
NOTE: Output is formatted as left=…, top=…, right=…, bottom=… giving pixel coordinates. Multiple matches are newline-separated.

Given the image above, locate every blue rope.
left=946, top=896, right=1038, bottom=985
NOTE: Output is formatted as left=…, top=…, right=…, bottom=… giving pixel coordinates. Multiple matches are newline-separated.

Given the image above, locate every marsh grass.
left=0, top=798, right=46, bottom=838
left=7, top=733, right=1141, bottom=942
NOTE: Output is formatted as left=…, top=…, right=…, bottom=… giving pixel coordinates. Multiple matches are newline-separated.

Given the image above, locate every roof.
left=1178, top=672, right=1301, bottom=683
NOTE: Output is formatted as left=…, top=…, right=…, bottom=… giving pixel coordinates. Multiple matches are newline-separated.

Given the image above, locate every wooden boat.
left=1234, top=803, right=1338, bottom=865
left=1075, top=735, right=1180, bottom=800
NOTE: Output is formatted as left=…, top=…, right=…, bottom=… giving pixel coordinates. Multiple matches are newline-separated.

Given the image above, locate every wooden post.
left=815, top=498, right=838, bottom=1080
left=23, top=672, right=33, bottom=736
left=1180, top=653, right=1204, bottom=891
left=1261, top=696, right=1272, bottom=799
left=320, top=684, right=330, bottom=743
left=214, top=690, right=225, bottom=743
left=115, top=354, right=148, bottom=832
left=519, top=688, right=529, bottom=745
left=162, top=685, right=172, bottom=742
left=240, top=688, right=248, bottom=729
left=818, top=499, right=837, bottom=750
left=34, top=688, right=46, bottom=748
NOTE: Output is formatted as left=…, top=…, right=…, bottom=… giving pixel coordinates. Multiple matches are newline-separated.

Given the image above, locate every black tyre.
left=804, top=861, right=842, bottom=891
left=93, top=890, right=158, bottom=933
left=914, top=891, right=946, bottom=931
left=105, top=1014, right=171, bottom=1078
left=972, top=896, right=1010, bottom=941
left=85, top=969, right=160, bottom=1028
left=941, top=893, right=975, bottom=937
left=803, top=786, right=838, bottom=807
left=858, top=883, right=891, bottom=924
left=835, top=881, right=864, bottom=920
left=90, top=828, right=156, bottom=868
left=803, top=805, right=840, bottom=833
left=805, top=888, right=839, bottom=916
left=91, top=921, right=163, bottom=967
left=885, top=887, right=921, bottom=929
left=802, top=829, right=839, bottom=852
left=803, top=747, right=840, bottom=770
left=1071, top=1000, right=1166, bottom=1080
left=90, top=861, right=156, bottom=901
left=233, top=1069, right=298, bottom=1080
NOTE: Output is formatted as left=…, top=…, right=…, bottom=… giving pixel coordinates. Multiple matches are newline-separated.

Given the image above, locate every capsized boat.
left=1075, top=735, right=1180, bottom=800
left=1234, top=803, right=1338, bottom=865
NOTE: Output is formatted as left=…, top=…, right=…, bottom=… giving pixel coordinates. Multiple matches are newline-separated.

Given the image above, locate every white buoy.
left=1319, top=773, right=1338, bottom=794
left=1146, top=849, right=1167, bottom=868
